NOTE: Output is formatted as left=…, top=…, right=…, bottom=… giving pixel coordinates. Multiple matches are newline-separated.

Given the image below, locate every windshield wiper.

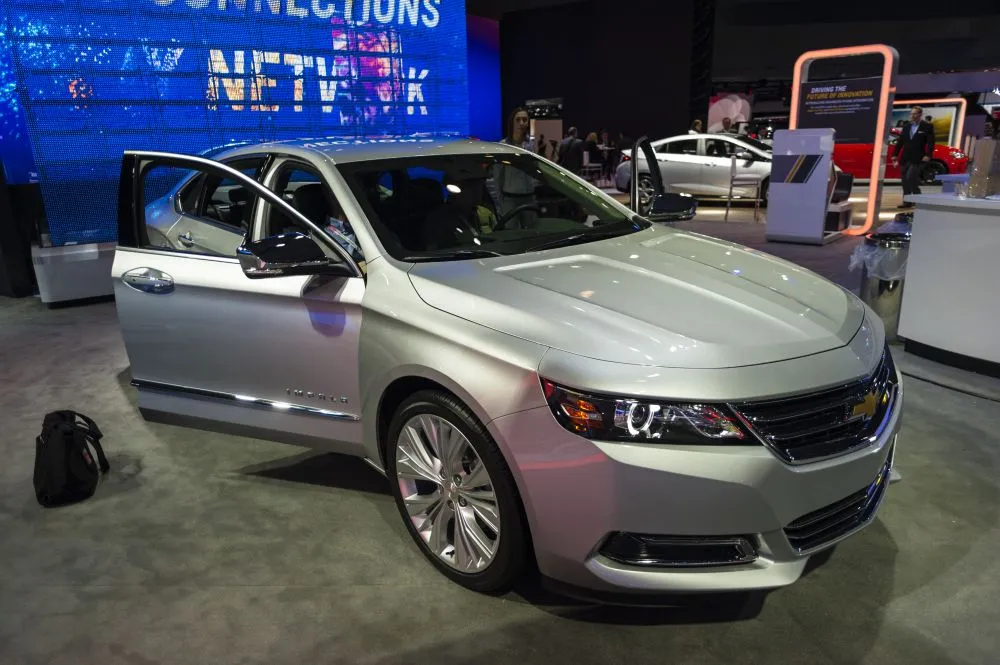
left=401, top=248, right=505, bottom=263
left=526, top=228, right=630, bottom=252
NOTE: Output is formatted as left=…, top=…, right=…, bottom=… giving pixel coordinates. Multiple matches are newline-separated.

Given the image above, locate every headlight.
left=541, top=379, right=751, bottom=444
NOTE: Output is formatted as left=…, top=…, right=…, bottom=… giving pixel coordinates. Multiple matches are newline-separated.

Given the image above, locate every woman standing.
left=494, top=108, right=539, bottom=228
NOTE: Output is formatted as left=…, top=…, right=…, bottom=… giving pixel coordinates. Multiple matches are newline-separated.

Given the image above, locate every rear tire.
left=385, top=390, right=528, bottom=593
left=919, top=160, right=948, bottom=185
left=635, top=174, right=656, bottom=215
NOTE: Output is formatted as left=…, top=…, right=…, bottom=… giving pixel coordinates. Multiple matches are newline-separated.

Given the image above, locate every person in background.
left=617, top=132, right=633, bottom=153
left=689, top=119, right=703, bottom=134
left=600, top=130, right=617, bottom=180
left=584, top=130, right=601, bottom=160
left=494, top=107, right=539, bottom=228
left=892, top=105, right=935, bottom=207
left=558, top=127, right=585, bottom=175
left=720, top=117, right=737, bottom=134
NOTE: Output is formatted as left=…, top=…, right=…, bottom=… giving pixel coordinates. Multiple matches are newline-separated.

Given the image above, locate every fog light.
left=599, top=532, right=758, bottom=568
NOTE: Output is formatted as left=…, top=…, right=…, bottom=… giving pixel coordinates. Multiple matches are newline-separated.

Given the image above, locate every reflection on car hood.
left=407, top=226, right=865, bottom=369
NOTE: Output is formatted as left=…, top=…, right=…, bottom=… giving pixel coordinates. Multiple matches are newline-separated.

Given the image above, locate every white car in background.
left=616, top=133, right=775, bottom=201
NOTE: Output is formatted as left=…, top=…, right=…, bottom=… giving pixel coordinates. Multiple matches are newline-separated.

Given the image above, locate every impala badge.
left=286, top=389, right=348, bottom=404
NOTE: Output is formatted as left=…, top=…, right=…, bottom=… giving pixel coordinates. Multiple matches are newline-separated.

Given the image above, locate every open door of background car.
left=630, top=136, right=697, bottom=222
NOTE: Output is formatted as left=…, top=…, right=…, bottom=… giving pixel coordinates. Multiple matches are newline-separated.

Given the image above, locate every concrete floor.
left=3, top=209, right=1000, bottom=664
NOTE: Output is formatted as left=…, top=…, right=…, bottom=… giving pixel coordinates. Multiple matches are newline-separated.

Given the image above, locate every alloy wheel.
left=395, top=414, right=501, bottom=573
left=637, top=175, right=656, bottom=214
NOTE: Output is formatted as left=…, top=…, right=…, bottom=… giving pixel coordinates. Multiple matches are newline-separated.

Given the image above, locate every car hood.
left=407, top=226, right=865, bottom=369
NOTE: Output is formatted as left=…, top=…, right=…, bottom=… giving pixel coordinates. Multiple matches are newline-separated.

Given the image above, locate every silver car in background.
left=113, top=138, right=901, bottom=600
left=616, top=132, right=775, bottom=200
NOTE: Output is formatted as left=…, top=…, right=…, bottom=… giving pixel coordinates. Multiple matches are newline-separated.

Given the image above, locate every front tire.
left=386, top=390, right=528, bottom=593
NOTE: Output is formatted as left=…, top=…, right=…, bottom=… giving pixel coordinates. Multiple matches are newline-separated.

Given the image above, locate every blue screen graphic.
left=0, top=0, right=469, bottom=245
left=0, top=20, right=37, bottom=184
left=465, top=15, right=499, bottom=141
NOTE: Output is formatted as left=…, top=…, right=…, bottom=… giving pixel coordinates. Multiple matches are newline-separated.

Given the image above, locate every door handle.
left=178, top=232, right=194, bottom=246
left=122, top=267, right=174, bottom=294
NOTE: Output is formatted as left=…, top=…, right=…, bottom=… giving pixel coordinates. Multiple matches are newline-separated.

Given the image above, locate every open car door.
left=114, top=150, right=367, bottom=453
left=629, top=136, right=697, bottom=222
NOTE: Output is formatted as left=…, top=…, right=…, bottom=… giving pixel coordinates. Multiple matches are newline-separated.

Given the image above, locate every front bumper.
left=487, top=383, right=902, bottom=595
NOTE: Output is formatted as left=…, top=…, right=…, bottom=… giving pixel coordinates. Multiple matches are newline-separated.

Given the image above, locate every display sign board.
left=796, top=76, right=881, bottom=144
left=766, top=128, right=839, bottom=245
left=0, top=0, right=470, bottom=246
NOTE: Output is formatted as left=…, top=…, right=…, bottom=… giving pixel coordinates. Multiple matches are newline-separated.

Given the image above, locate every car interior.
left=346, top=160, right=617, bottom=256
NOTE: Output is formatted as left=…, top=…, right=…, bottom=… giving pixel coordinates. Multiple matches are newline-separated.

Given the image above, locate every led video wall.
left=0, top=0, right=470, bottom=246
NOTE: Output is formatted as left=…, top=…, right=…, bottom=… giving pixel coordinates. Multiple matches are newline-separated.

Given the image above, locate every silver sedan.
left=616, top=133, right=775, bottom=200
left=113, top=138, right=901, bottom=600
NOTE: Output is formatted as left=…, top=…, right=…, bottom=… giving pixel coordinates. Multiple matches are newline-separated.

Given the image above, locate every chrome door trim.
left=131, top=378, right=361, bottom=421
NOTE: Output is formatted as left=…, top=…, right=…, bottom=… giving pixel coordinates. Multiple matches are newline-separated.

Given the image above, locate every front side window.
left=139, top=156, right=265, bottom=257
left=338, top=153, right=647, bottom=262
left=179, top=158, right=266, bottom=234
left=261, top=163, right=365, bottom=265
left=704, top=139, right=737, bottom=158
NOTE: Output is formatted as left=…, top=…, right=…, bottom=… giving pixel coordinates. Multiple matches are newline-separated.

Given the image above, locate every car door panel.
left=654, top=139, right=704, bottom=195
left=114, top=151, right=366, bottom=450
left=163, top=215, right=244, bottom=256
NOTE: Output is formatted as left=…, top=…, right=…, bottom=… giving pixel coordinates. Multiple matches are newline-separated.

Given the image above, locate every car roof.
left=215, top=137, right=522, bottom=164
left=656, top=133, right=747, bottom=142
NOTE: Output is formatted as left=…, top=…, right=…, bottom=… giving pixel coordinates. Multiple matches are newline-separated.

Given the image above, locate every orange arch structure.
left=790, top=44, right=900, bottom=236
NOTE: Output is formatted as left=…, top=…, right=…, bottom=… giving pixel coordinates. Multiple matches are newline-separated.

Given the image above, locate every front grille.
left=732, top=350, right=898, bottom=464
left=784, top=452, right=892, bottom=552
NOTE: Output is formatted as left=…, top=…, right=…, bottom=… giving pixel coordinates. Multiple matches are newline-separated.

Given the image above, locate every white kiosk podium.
left=766, top=128, right=843, bottom=244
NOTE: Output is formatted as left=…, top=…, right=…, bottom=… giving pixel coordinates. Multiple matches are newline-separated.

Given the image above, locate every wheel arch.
left=370, top=365, right=542, bottom=571
left=372, top=370, right=479, bottom=469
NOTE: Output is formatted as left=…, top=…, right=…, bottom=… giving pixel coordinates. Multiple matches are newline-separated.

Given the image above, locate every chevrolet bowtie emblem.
left=852, top=391, right=879, bottom=420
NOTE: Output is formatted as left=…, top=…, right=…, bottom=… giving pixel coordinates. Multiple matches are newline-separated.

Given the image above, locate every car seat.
left=269, top=183, right=331, bottom=236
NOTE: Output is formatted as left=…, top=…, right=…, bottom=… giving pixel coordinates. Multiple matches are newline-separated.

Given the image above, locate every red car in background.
left=744, top=118, right=969, bottom=184
left=835, top=127, right=969, bottom=183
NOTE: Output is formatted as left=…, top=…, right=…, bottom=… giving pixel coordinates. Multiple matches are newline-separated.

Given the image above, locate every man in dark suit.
left=893, top=105, right=935, bottom=207
left=557, top=127, right=584, bottom=175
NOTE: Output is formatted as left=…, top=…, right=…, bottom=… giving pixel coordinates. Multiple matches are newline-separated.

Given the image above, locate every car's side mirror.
left=736, top=150, right=754, bottom=162
left=646, top=193, right=697, bottom=223
left=237, top=232, right=353, bottom=279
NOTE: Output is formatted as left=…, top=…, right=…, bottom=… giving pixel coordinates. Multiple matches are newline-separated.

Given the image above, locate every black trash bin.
left=850, top=214, right=912, bottom=341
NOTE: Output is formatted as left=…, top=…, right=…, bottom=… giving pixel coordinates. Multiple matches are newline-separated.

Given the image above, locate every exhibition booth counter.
left=898, top=193, right=1000, bottom=375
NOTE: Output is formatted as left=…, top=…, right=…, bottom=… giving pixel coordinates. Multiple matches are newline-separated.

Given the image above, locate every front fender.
left=357, top=260, right=549, bottom=467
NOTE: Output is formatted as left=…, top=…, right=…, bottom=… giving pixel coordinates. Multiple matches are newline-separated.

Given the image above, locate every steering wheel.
left=495, top=204, right=543, bottom=231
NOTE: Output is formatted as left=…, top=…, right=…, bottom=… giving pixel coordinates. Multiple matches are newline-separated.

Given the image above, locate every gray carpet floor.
left=2, top=228, right=1000, bottom=664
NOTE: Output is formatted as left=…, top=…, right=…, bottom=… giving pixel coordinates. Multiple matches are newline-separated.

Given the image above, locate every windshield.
left=338, top=152, right=648, bottom=261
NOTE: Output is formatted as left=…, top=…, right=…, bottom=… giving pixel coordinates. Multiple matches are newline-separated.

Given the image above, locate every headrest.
left=291, top=183, right=331, bottom=226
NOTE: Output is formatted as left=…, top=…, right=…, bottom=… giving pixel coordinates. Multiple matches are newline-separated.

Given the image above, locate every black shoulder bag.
left=33, top=410, right=110, bottom=508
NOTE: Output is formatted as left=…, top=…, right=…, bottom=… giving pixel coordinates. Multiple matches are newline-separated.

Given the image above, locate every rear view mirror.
left=647, top=193, right=697, bottom=223
left=736, top=150, right=754, bottom=162
left=237, top=232, right=353, bottom=279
